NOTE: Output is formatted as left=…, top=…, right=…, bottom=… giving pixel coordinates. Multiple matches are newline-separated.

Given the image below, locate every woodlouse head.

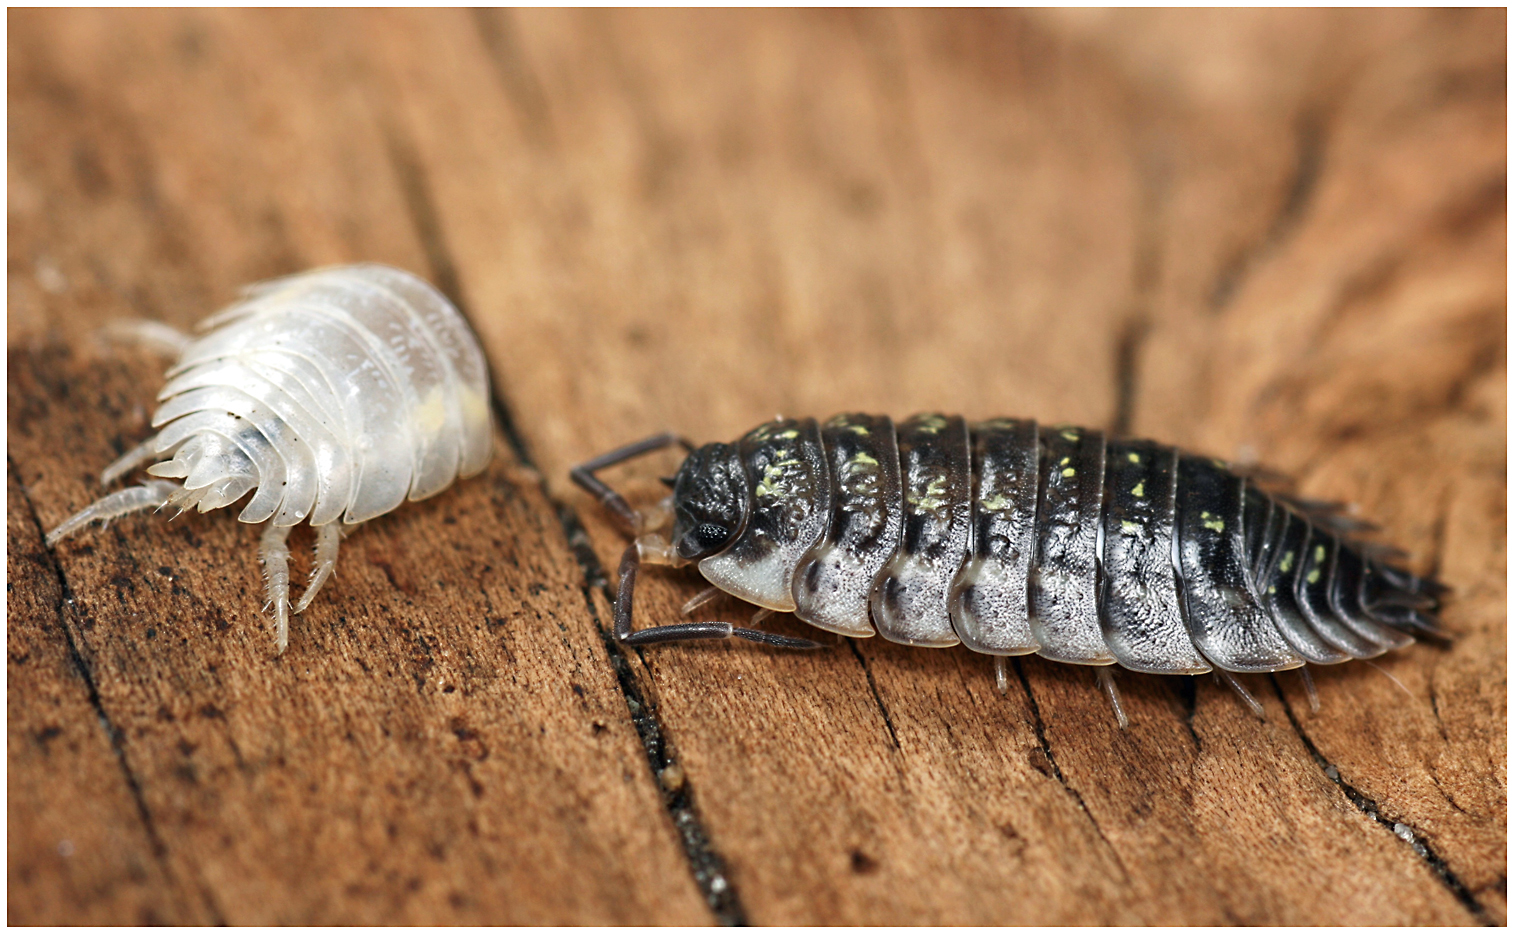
left=670, top=442, right=747, bottom=562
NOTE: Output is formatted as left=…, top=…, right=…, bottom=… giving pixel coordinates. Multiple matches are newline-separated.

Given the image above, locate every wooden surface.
left=8, top=9, right=1505, bottom=925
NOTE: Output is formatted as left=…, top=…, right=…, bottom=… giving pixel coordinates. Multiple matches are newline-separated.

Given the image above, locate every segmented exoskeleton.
left=47, top=264, right=493, bottom=653
left=572, top=414, right=1444, bottom=723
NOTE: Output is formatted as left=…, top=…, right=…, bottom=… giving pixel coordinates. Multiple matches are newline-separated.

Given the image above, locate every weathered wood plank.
left=8, top=7, right=1504, bottom=925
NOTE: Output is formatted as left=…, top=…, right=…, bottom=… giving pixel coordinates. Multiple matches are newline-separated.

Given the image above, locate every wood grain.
left=8, top=8, right=1504, bottom=924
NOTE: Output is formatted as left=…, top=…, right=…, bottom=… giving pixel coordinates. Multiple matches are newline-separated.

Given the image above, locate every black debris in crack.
left=1274, top=680, right=1489, bottom=924
left=1011, top=659, right=1130, bottom=883
left=577, top=581, right=748, bottom=926
left=1209, top=108, right=1327, bottom=313
left=381, top=134, right=747, bottom=925
left=10, top=455, right=227, bottom=925
left=847, top=641, right=901, bottom=752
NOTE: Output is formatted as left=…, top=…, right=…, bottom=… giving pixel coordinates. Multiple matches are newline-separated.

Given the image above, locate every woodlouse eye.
left=679, top=522, right=733, bottom=560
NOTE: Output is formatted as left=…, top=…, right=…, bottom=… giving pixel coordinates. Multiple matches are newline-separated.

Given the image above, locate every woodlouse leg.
left=97, top=319, right=193, bottom=357
left=1300, top=666, right=1321, bottom=714
left=1096, top=667, right=1130, bottom=730
left=101, top=436, right=163, bottom=487
left=45, top=480, right=180, bottom=546
left=680, top=586, right=724, bottom=617
left=294, top=523, right=345, bottom=614
left=749, top=607, right=775, bottom=626
left=1214, top=669, right=1266, bottom=719
left=260, top=523, right=293, bottom=655
left=570, top=433, right=694, bottom=535
left=613, top=543, right=822, bottom=650
left=993, top=657, right=1010, bottom=695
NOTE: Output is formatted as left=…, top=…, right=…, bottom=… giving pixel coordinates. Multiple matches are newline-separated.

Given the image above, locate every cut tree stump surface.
left=8, top=9, right=1505, bottom=925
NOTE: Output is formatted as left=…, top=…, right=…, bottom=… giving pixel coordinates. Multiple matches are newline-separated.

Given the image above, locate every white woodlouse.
left=47, top=264, right=493, bottom=653
left=573, top=415, right=1444, bottom=723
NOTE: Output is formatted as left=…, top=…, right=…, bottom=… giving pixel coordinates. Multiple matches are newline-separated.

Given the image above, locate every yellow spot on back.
left=1314, top=544, right=1326, bottom=563
left=852, top=451, right=878, bottom=466
left=981, top=493, right=1013, bottom=512
left=1060, top=429, right=1078, bottom=441
left=1131, top=482, right=1145, bottom=497
left=1279, top=550, right=1295, bottom=573
left=1127, top=452, right=1141, bottom=463
left=909, top=474, right=949, bottom=511
left=1121, top=520, right=1139, bottom=533
left=1307, top=568, right=1321, bottom=584
left=1203, top=516, right=1225, bottom=533
left=848, top=424, right=870, bottom=436
left=1059, top=456, right=1071, bottom=466
left=1062, top=467, right=1076, bottom=478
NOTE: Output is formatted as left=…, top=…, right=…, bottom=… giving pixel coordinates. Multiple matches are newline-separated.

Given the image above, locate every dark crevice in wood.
left=1427, top=484, right=1454, bottom=592
left=469, top=8, right=555, bottom=148
left=382, top=124, right=467, bottom=320
left=1209, top=107, right=1328, bottom=313
left=847, top=642, right=901, bottom=752
left=1169, top=676, right=1203, bottom=752
left=1111, top=146, right=1166, bottom=437
left=8, top=454, right=227, bottom=926
left=1272, top=677, right=1490, bottom=924
left=1109, top=315, right=1149, bottom=439
left=579, top=581, right=748, bottom=926
left=1010, top=659, right=1131, bottom=884
left=379, top=125, right=745, bottom=924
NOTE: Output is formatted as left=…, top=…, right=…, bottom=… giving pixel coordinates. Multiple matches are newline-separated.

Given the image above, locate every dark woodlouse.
left=572, top=414, right=1445, bottom=724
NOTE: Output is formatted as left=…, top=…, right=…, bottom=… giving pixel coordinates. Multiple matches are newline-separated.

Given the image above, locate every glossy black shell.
left=669, top=414, right=1442, bottom=675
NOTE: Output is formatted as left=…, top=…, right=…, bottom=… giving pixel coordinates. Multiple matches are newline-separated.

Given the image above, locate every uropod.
left=572, top=414, right=1445, bottom=724
left=47, top=264, right=493, bottom=653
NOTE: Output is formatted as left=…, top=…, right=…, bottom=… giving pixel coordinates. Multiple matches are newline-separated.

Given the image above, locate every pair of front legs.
left=570, top=434, right=820, bottom=651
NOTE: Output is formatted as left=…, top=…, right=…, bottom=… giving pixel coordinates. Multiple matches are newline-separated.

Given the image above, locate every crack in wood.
left=1109, top=316, right=1149, bottom=439
left=1111, top=147, right=1167, bottom=438
left=1169, top=676, right=1204, bottom=753
left=382, top=125, right=467, bottom=319
left=1209, top=107, right=1328, bottom=313
left=379, top=125, right=748, bottom=924
left=9, top=454, right=227, bottom=925
left=1010, top=659, right=1131, bottom=884
left=469, top=8, right=555, bottom=149
left=1272, top=677, right=1490, bottom=924
left=846, top=642, right=901, bottom=753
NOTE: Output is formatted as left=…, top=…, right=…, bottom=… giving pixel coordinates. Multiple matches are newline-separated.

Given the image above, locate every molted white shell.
left=161, top=263, right=492, bottom=524
left=47, top=263, right=494, bottom=653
